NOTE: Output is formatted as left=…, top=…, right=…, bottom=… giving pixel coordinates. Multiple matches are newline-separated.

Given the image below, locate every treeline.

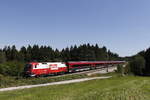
left=125, top=48, right=150, bottom=76
left=0, top=44, right=120, bottom=63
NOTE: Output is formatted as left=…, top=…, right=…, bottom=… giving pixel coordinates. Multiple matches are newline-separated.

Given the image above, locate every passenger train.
left=24, top=61, right=125, bottom=77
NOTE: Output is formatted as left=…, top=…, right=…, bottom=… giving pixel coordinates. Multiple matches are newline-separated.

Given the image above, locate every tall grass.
left=0, top=76, right=150, bottom=100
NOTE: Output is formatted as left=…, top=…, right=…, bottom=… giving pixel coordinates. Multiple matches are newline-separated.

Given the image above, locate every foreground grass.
left=0, top=75, right=150, bottom=100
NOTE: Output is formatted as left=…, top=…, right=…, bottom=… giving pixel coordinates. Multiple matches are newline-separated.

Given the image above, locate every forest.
left=0, top=43, right=120, bottom=62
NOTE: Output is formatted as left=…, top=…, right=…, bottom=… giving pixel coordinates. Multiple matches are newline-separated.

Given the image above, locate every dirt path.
left=0, top=76, right=112, bottom=92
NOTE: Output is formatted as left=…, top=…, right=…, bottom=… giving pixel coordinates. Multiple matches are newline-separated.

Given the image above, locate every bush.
left=116, top=64, right=124, bottom=75
left=0, top=61, right=25, bottom=76
left=0, top=64, right=9, bottom=75
left=130, top=55, right=145, bottom=75
left=124, top=63, right=131, bottom=74
left=0, top=52, right=6, bottom=63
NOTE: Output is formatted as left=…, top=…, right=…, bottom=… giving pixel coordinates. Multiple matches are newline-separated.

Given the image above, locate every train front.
left=23, top=63, right=35, bottom=77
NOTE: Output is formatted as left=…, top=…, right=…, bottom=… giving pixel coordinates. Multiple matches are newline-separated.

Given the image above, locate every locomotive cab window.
left=24, top=64, right=32, bottom=71
left=35, top=65, right=37, bottom=68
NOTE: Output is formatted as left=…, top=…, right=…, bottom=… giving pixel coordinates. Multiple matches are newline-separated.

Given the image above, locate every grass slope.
left=0, top=75, right=150, bottom=100
left=0, top=74, right=89, bottom=88
left=0, top=72, right=114, bottom=88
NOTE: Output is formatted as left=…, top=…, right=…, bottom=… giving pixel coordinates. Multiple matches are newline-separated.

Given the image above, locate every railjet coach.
left=24, top=61, right=125, bottom=77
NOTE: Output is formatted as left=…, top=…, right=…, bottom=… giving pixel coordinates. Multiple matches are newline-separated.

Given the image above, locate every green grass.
left=0, top=72, right=114, bottom=88
left=0, top=75, right=150, bottom=100
left=0, top=74, right=87, bottom=88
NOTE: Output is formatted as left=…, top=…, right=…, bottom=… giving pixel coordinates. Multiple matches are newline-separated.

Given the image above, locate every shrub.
left=124, top=63, right=131, bottom=74
left=130, top=55, right=145, bottom=75
left=0, top=52, right=6, bottom=63
left=0, top=61, right=25, bottom=76
left=116, top=64, right=124, bottom=75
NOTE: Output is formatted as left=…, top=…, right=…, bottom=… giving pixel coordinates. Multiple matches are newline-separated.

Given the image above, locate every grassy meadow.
left=0, top=75, right=150, bottom=100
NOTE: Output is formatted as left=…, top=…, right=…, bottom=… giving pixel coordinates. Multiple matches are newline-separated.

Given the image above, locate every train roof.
left=67, top=61, right=126, bottom=65
left=29, top=61, right=125, bottom=65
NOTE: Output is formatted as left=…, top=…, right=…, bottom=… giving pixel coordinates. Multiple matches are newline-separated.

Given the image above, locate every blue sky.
left=0, top=0, right=150, bottom=57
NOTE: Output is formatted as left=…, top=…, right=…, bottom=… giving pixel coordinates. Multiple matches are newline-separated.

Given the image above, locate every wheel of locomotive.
left=35, top=75, right=40, bottom=78
left=60, top=71, right=65, bottom=75
left=90, top=66, right=95, bottom=70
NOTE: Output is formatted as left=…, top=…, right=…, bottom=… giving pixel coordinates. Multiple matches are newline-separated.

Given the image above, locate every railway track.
left=46, top=66, right=117, bottom=78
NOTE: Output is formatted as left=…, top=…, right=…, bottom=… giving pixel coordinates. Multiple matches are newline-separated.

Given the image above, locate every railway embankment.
left=0, top=76, right=112, bottom=92
left=0, top=67, right=117, bottom=89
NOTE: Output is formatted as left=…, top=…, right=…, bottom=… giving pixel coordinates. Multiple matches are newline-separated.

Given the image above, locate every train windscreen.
left=24, top=64, right=32, bottom=72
